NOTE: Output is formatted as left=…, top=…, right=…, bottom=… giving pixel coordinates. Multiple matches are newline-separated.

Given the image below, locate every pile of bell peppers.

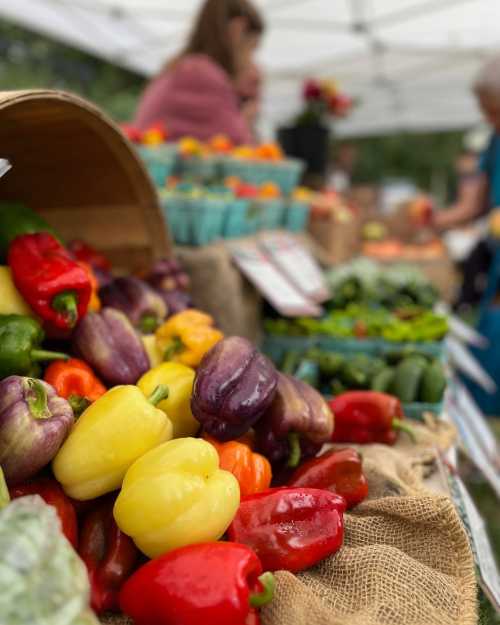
left=0, top=202, right=427, bottom=625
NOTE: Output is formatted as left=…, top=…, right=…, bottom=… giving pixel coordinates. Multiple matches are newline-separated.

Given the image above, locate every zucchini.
left=391, top=356, right=427, bottom=403
left=420, top=359, right=446, bottom=403
left=371, top=367, right=396, bottom=392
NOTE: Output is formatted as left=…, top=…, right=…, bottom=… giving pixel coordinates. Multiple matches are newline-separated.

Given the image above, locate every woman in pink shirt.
left=134, top=0, right=264, bottom=145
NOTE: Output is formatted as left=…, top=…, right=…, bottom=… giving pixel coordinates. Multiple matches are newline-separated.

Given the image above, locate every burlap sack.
left=102, top=420, right=476, bottom=625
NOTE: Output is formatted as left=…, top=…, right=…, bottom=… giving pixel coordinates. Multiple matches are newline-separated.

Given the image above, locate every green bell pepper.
left=0, top=202, right=60, bottom=261
left=0, top=314, right=68, bottom=378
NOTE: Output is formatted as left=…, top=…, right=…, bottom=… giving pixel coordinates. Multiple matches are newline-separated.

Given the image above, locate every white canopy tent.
left=0, top=0, right=498, bottom=137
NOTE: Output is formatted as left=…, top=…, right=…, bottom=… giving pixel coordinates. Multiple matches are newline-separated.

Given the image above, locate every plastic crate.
left=138, top=145, right=177, bottom=187
left=221, top=158, right=304, bottom=195
left=284, top=201, right=310, bottom=232
left=160, top=193, right=228, bottom=246
left=258, top=199, right=286, bottom=230
left=179, top=155, right=221, bottom=182
left=402, top=401, right=444, bottom=421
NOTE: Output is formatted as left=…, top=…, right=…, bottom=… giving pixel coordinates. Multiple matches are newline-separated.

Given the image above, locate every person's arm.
left=434, top=173, right=489, bottom=230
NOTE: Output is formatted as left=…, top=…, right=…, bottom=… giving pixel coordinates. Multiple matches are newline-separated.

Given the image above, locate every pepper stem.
left=287, top=432, right=301, bottom=468
left=163, top=336, right=183, bottom=361
left=148, top=384, right=169, bottom=406
left=25, top=378, right=51, bottom=420
left=31, top=349, right=69, bottom=362
left=52, top=291, right=79, bottom=328
left=249, top=572, right=276, bottom=608
left=0, top=467, right=9, bottom=511
left=393, top=418, right=417, bottom=443
left=68, top=394, right=92, bottom=417
left=139, top=314, right=159, bottom=334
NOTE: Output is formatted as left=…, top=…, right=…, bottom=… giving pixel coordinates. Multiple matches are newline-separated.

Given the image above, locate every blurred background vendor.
left=436, top=55, right=500, bottom=308
left=134, top=0, right=264, bottom=144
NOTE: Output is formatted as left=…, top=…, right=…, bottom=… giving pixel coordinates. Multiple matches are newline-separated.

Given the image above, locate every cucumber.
left=420, top=360, right=446, bottom=403
left=391, top=356, right=427, bottom=403
left=371, top=367, right=396, bottom=392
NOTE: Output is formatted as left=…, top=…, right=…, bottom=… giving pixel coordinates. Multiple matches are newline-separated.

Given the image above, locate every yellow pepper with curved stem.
left=155, top=309, right=223, bottom=368
left=53, top=384, right=173, bottom=500
left=113, top=438, right=240, bottom=558
left=156, top=308, right=224, bottom=367
left=138, top=362, right=198, bottom=438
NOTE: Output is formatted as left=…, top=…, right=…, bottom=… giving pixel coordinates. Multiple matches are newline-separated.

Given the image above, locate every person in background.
left=435, top=55, right=500, bottom=308
left=134, top=0, right=264, bottom=144
left=435, top=55, right=500, bottom=230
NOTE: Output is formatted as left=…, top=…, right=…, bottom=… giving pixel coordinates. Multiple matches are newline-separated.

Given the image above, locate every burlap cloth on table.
left=101, top=419, right=477, bottom=625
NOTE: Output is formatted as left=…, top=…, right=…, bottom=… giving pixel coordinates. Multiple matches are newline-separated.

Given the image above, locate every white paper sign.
left=447, top=391, right=500, bottom=499
left=452, top=476, right=500, bottom=611
left=259, top=232, right=329, bottom=303
left=230, top=240, right=322, bottom=317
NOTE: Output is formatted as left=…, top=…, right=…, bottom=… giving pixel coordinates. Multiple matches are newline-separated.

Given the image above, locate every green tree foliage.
left=0, top=18, right=145, bottom=121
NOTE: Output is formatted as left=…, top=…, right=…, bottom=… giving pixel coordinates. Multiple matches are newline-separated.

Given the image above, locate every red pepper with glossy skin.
left=78, top=499, right=138, bottom=615
left=287, top=448, right=368, bottom=509
left=228, top=487, right=345, bottom=573
left=8, top=233, right=91, bottom=330
left=10, top=477, right=78, bottom=547
left=119, top=542, right=275, bottom=625
left=329, top=391, right=416, bottom=445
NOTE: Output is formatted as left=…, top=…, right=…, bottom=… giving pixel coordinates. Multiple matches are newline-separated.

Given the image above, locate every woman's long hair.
left=173, top=0, right=264, bottom=77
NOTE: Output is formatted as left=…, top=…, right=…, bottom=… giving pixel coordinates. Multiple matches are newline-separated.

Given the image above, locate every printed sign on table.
left=259, top=232, right=330, bottom=303
left=230, top=239, right=323, bottom=318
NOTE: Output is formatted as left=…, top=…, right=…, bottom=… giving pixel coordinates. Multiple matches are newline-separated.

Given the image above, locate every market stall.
left=0, top=90, right=499, bottom=625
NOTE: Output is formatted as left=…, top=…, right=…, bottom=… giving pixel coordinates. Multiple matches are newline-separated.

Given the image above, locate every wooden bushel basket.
left=0, top=90, right=171, bottom=271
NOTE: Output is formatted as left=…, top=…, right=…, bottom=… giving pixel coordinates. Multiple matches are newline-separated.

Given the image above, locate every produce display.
left=280, top=347, right=447, bottom=403
left=1, top=202, right=394, bottom=625
left=325, top=258, right=439, bottom=309
left=265, top=304, right=448, bottom=343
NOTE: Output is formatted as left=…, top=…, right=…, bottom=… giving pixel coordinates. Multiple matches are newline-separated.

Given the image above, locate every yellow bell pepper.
left=0, top=266, right=34, bottom=316
left=113, top=438, right=240, bottom=558
left=142, top=334, right=163, bottom=368
left=155, top=309, right=223, bottom=368
left=138, top=363, right=198, bottom=438
left=53, top=384, right=173, bottom=500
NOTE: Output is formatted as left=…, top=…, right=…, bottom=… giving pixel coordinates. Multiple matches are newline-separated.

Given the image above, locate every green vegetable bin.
left=138, top=145, right=177, bottom=187
left=284, top=201, right=310, bottom=232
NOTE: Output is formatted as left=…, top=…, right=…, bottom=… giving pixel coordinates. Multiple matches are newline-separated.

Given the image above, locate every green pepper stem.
left=139, top=314, right=159, bottom=334
left=25, top=378, right=50, bottom=419
left=68, top=394, right=91, bottom=417
left=287, top=432, right=302, bottom=468
left=148, top=384, right=169, bottom=406
left=249, top=572, right=276, bottom=608
left=0, top=467, right=10, bottom=511
left=52, top=291, right=78, bottom=328
left=393, top=418, right=417, bottom=443
left=163, top=336, right=183, bottom=361
left=31, top=349, right=69, bottom=362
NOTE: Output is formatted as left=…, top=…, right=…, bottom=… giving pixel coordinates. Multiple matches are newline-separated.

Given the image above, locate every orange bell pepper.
left=204, top=435, right=272, bottom=497
left=44, top=358, right=106, bottom=415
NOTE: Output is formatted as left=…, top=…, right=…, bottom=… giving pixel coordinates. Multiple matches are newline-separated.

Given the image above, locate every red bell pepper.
left=10, top=477, right=78, bottom=547
left=8, top=233, right=91, bottom=330
left=68, top=239, right=112, bottom=272
left=119, top=542, right=275, bottom=625
left=228, top=487, right=345, bottom=573
left=78, top=499, right=138, bottom=614
left=329, top=391, right=416, bottom=445
left=288, top=448, right=368, bottom=509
